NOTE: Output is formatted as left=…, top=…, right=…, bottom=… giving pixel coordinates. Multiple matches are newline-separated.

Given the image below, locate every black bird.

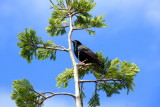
left=71, top=40, right=104, bottom=68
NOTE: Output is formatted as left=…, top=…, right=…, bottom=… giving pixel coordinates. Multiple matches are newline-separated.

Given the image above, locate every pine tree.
left=11, top=0, right=140, bottom=107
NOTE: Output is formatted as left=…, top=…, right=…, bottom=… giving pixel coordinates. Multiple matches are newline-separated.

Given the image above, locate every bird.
left=71, top=40, right=104, bottom=68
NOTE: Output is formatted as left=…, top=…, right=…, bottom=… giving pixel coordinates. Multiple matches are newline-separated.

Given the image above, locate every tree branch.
left=57, top=24, right=70, bottom=28
left=38, top=46, right=69, bottom=52
left=33, top=90, right=75, bottom=105
left=58, top=8, right=68, bottom=10
left=73, top=26, right=92, bottom=30
left=40, top=46, right=69, bottom=52
left=43, top=92, right=75, bottom=99
left=71, top=11, right=81, bottom=16
left=28, top=42, right=69, bottom=52
left=79, top=79, right=123, bottom=83
left=33, top=90, right=46, bottom=99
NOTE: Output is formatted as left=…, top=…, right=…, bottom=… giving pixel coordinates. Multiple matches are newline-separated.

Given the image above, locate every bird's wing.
left=78, top=45, right=104, bottom=68
left=78, top=45, right=98, bottom=59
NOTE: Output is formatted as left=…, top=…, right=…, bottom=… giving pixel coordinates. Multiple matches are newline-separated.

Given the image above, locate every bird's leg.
left=77, top=61, right=90, bottom=70
left=81, top=59, right=88, bottom=63
left=76, top=59, right=88, bottom=68
left=77, top=59, right=89, bottom=69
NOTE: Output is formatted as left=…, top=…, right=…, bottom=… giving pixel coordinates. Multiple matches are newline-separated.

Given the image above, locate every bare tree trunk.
left=68, top=15, right=82, bottom=107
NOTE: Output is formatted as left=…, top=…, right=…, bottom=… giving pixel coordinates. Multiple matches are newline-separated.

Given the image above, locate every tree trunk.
left=68, top=15, right=82, bottom=107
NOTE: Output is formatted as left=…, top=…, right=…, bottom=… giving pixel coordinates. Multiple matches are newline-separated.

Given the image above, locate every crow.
left=71, top=40, right=104, bottom=68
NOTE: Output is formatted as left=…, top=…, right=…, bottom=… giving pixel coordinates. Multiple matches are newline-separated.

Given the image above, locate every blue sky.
left=0, top=0, right=160, bottom=107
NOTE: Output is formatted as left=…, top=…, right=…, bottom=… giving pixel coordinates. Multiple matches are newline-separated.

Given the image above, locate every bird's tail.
left=99, top=62, right=104, bottom=69
left=96, top=61, right=104, bottom=69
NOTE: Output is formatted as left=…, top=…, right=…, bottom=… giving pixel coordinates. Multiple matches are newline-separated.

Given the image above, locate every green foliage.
left=17, top=28, right=42, bottom=63
left=88, top=92, right=100, bottom=107
left=46, top=10, right=68, bottom=36
left=88, top=83, right=100, bottom=107
left=68, top=0, right=96, bottom=12
left=11, top=79, right=40, bottom=107
left=56, top=68, right=74, bottom=88
left=98, top=82, right=122, bottom=97
left=47, top=0, right=107, bottom=36
left=53, top=0, right=96, bottom=13
left=17, top=28, right=57, bottom=63
left=86, top=29, right=96, bottom=35
left=36, top=48, right=56, bottom=61
left=102, top=58, right=139, bottom=94
left=80, top=84, right=86, bottom=100
left=56, top=66, right=91, bottom=88
left=74, top=15, right=107, bottom=28
left=75, top=15, right=107, bottom=35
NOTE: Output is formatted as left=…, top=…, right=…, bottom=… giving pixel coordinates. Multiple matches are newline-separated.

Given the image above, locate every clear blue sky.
left=0, top=0, right=160, bottom=107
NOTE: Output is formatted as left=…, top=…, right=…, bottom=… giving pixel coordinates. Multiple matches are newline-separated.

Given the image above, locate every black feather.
left=72, top=40, right=104, bottom=68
